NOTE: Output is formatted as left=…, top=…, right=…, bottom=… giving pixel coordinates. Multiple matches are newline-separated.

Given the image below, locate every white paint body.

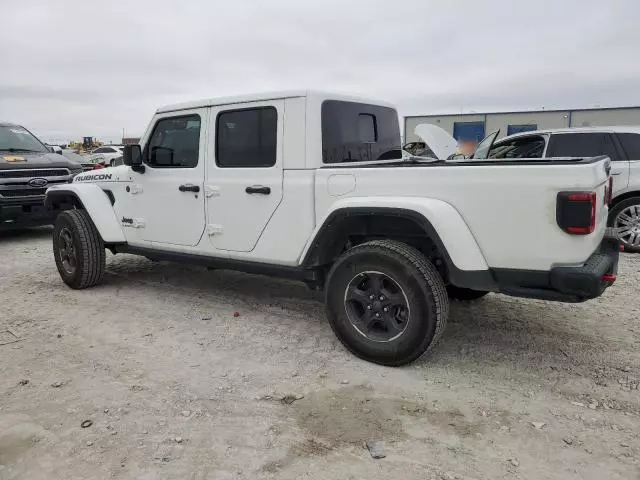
left=47, top=90, right=611, bottom=275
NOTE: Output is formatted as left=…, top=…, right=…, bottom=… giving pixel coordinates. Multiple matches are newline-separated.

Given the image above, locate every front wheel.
left=609, top=196, right=640, bottom=253
left=325, top=240, right=449, bottom=366
left=53, top=210, right=106, bottom=289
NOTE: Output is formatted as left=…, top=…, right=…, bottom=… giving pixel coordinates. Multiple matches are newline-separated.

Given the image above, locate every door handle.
left=611, top=172, right=622, bottom=176
left=179, top=184, right=200, bottom=193
left=245, top=185, right=271, bottom=195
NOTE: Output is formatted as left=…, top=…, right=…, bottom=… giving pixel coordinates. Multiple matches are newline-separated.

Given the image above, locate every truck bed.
left=322, top=155, right=609, bottom=169
left=314, top=156, right=611, bottom=272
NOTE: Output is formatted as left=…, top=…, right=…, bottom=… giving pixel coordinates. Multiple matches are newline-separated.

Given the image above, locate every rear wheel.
left=325, top=240, right=449, bottom=366
left=447, top=285, right=489, bottom=301
left=53, top=210, right=106, bottom=289
left=609, top=197, right=640, bottom=253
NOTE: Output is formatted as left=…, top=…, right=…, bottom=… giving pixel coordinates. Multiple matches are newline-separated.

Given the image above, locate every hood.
left=413, top=124, right=459, bottom=159
left=0, top=151, right=83, bottom=171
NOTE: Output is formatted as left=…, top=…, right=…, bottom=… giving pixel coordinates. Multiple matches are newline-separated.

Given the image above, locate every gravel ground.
left=1, top=228, right=639, bottom=480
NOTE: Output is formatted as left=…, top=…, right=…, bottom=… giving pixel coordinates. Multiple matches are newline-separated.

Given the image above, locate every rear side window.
left=489, top=136, right=545, bottom=159
left=546, top=132, right=619, bottom=161
left=322, top=101, right=401, bottom=163
left=617, top=133, right=640, bottom=159
left=145, top=114, right=201, bottom=168
left=216, top=107, right=277, bottom=168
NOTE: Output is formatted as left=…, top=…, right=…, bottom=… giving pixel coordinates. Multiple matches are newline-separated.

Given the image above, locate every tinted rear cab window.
left=322, top=101, right=401, bottom=163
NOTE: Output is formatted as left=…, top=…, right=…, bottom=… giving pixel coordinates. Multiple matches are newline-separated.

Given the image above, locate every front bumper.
left=0, top=196, right=55, bottom=230
left=498, top=230, right=620, bottom=302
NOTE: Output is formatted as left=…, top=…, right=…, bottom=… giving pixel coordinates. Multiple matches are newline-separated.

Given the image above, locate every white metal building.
left=404, top=106, right=640, bottom=143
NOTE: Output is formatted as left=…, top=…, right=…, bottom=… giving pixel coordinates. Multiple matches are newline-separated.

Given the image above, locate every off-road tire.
left=325, top=240, right=449, bottom=366
left=53, top=210, right=106, bottom=289
left=608, top=196, right=640, bottom=253
left=447, top=285, right=489, bottom=301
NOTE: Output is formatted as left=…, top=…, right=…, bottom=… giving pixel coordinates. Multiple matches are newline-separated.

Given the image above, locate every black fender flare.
left=300, top=207, right=495, bottom=290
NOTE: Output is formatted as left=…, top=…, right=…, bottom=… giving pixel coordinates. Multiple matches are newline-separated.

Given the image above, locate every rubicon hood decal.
left=74, top=173, right=114, bottom=182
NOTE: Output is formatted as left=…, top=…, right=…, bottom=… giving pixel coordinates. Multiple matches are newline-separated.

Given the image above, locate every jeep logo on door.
left=28, top=178, right=48, bottom=187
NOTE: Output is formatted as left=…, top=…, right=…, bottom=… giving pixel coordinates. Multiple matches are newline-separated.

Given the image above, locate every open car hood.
left=413, top=124, right=459, bottom=160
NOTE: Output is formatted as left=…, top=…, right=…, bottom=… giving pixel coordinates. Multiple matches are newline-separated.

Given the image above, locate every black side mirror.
left=123, top=144, right=145, bottom=173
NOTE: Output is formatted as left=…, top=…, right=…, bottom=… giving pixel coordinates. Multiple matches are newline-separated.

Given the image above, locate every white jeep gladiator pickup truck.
left=45, top=90, right=620, bottom=366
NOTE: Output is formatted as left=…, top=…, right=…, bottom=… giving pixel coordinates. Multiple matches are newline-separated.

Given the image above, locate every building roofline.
left=404, top=105, right=640, bottom=119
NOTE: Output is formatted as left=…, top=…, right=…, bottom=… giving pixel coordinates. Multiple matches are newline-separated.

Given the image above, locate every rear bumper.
left=496, top=231, right=620, bottom=302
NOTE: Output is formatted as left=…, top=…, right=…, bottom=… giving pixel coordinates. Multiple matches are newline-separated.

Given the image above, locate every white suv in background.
left=87, top=145, right=123, bottom=167
left=478, top=127, right=640, bottom=252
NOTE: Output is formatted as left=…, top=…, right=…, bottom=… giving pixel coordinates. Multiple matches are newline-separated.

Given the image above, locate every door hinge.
left=204, top=185, right=220, bottom=198
left=206, top=224, right=223, bottom=236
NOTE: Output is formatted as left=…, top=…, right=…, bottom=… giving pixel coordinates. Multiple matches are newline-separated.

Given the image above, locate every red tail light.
left=601, top=273, right=616, bottom=283
left=93, top=163, right=104, bottom=170
left=556, top=191, right=597, bottom=235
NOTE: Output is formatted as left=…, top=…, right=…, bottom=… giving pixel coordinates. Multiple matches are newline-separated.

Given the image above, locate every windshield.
left=0, top=125, right=49, bottom=153
left=472, top=130, right=500, bottom=160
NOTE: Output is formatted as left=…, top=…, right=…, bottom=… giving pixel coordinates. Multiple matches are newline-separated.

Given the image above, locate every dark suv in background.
left=0, top=123, right=82, bottom=230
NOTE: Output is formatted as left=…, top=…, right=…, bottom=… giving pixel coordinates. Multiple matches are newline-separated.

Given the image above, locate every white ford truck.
left=45, top=90, right=620, bottom=366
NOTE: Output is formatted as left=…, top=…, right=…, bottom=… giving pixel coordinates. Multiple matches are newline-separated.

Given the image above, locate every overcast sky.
left=1, top=0, right=639, bottom=143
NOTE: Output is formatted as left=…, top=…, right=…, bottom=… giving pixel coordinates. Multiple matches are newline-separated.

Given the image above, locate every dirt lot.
left=1, top=228, right=639, bottom=480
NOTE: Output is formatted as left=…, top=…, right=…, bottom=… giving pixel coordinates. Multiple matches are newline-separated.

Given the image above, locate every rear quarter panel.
left=314, top=160, right=610, bottom=271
